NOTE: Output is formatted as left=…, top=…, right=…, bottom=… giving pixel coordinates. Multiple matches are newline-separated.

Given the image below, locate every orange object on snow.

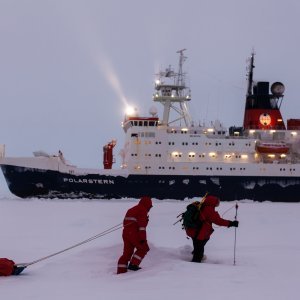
left=0, top=258, right=15, bottom=276
left=0, top=258, right=26, bottom=276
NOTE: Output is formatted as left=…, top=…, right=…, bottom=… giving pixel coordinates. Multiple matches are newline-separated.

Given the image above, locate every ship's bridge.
left=122, top=117, right=159, bottom=133
left=153, top=84, right=191, bottom=103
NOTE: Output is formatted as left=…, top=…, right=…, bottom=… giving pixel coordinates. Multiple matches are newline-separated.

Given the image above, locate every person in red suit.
left=117, top=196, right=153, bottom=274
left=185, top=195, right=239, bottom=263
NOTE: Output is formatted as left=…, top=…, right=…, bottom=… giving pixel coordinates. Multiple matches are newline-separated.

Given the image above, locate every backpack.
left=182, top=201, right=203, bottom=229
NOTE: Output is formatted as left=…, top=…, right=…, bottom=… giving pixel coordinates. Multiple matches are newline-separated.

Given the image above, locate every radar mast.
left=153, top=49, right=192, bottom=127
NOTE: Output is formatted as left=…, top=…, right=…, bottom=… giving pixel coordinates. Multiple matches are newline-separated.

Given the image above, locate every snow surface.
left=1, top=180, right=300, bottom=300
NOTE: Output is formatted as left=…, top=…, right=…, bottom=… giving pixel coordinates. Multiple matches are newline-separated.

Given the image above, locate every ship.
left=1, top=49, right=300, bottom=202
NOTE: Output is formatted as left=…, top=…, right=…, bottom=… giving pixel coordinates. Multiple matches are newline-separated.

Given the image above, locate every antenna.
left=246, top=50, right=255, bottom=97
left=176, top=49, right=187, bottom=87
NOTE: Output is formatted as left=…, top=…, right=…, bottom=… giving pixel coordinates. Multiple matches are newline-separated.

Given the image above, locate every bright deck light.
left=125, top=106, right=136, bottom=116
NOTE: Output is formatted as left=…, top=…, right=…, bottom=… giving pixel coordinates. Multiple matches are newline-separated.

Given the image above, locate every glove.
left=228, top=220, right=239, bottom=228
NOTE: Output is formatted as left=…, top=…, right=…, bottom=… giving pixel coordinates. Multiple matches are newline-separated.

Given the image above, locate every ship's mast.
left=177, top=49, right=185, bottom=87
left=153, top=49, right=192, bottom=127
left=246, top=51, right=255, bottom=97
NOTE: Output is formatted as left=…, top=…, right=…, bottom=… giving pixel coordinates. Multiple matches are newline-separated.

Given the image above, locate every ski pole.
left=233, top=202, right=238, bottom=265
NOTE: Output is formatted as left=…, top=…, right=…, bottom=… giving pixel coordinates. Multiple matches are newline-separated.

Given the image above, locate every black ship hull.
left=2, top=164, right=300, bottom=202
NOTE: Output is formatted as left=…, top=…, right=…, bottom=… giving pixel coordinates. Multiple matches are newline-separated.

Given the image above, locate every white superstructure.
left=119, top=51, right=300, bottom=179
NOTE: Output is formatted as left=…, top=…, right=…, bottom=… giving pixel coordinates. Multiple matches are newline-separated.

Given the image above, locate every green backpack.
left=182, top=201, right=202, bottom=229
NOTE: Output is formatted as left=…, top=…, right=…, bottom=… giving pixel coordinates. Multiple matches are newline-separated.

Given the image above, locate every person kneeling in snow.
left=117, top=196, right=153, bottom=274
left=185, top=195, right=239, bottom=263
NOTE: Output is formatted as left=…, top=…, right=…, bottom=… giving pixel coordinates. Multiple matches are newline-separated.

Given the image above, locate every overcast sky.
left=1, top=0, right=300, bottom=168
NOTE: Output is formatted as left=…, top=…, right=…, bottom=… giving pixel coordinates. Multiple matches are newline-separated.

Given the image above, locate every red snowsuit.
left=185, top=195, right=231, bottom=262
left=117, top=196, right=152, bottom=274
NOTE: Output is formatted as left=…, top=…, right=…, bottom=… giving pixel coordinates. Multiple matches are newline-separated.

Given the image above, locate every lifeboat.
left=256, top=141, right=289, bottom=154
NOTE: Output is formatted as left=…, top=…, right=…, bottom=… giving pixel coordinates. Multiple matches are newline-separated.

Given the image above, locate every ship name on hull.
left=63, top=178, right=115, bottom=184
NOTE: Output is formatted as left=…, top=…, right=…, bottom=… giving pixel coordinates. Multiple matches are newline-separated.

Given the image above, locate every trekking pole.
left=233, top=202, right=238, bottom=265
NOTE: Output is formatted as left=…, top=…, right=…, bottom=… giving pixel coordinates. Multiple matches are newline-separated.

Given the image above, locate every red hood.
left=203, top=195, right=220, bottom=207
left=139, top=196, right=152, bottom=211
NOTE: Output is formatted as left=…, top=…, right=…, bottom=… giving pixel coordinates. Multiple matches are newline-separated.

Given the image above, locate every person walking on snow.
left=117, top=196, right=152, bottom=274
left=185, top=195, right=239, bottom=263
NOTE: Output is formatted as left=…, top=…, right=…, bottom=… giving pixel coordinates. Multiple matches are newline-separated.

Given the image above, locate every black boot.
left=128, top=264, right=141, bottom=271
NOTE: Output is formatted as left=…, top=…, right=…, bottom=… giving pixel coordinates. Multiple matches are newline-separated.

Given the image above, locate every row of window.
left=131, top=153, right=162, bottom=157
left=203, top=167, right=245, bottom=171
left=137, top=166, right=296, bottom=172
left=134, top=139, right=254, bottom=147
left=169, top=130, right=226, bottom=135
left=192, top=166, right=245, bottom=171
left=139, top=166, right=246, bottom=171
left=130, top=121, right=158, bottom=127
left=133, top=153, right=290, bottom=160
left=131, top=153, right=248, bottom=158
left=171, top=141, right=253, bottom=147
left=140, top=132, right=155, bottom=138
left=173, top=154, right=247, bottom=159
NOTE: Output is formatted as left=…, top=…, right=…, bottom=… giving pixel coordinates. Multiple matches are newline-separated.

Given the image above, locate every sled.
left=0, top=258, right=27, bottom=276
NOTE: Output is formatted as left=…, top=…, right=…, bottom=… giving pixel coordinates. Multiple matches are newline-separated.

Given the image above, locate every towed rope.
left=15, top=222, right=130, bottom=273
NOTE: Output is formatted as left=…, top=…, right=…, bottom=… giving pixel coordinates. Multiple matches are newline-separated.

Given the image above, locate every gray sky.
left=1, top=0, right=300, bottom=168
